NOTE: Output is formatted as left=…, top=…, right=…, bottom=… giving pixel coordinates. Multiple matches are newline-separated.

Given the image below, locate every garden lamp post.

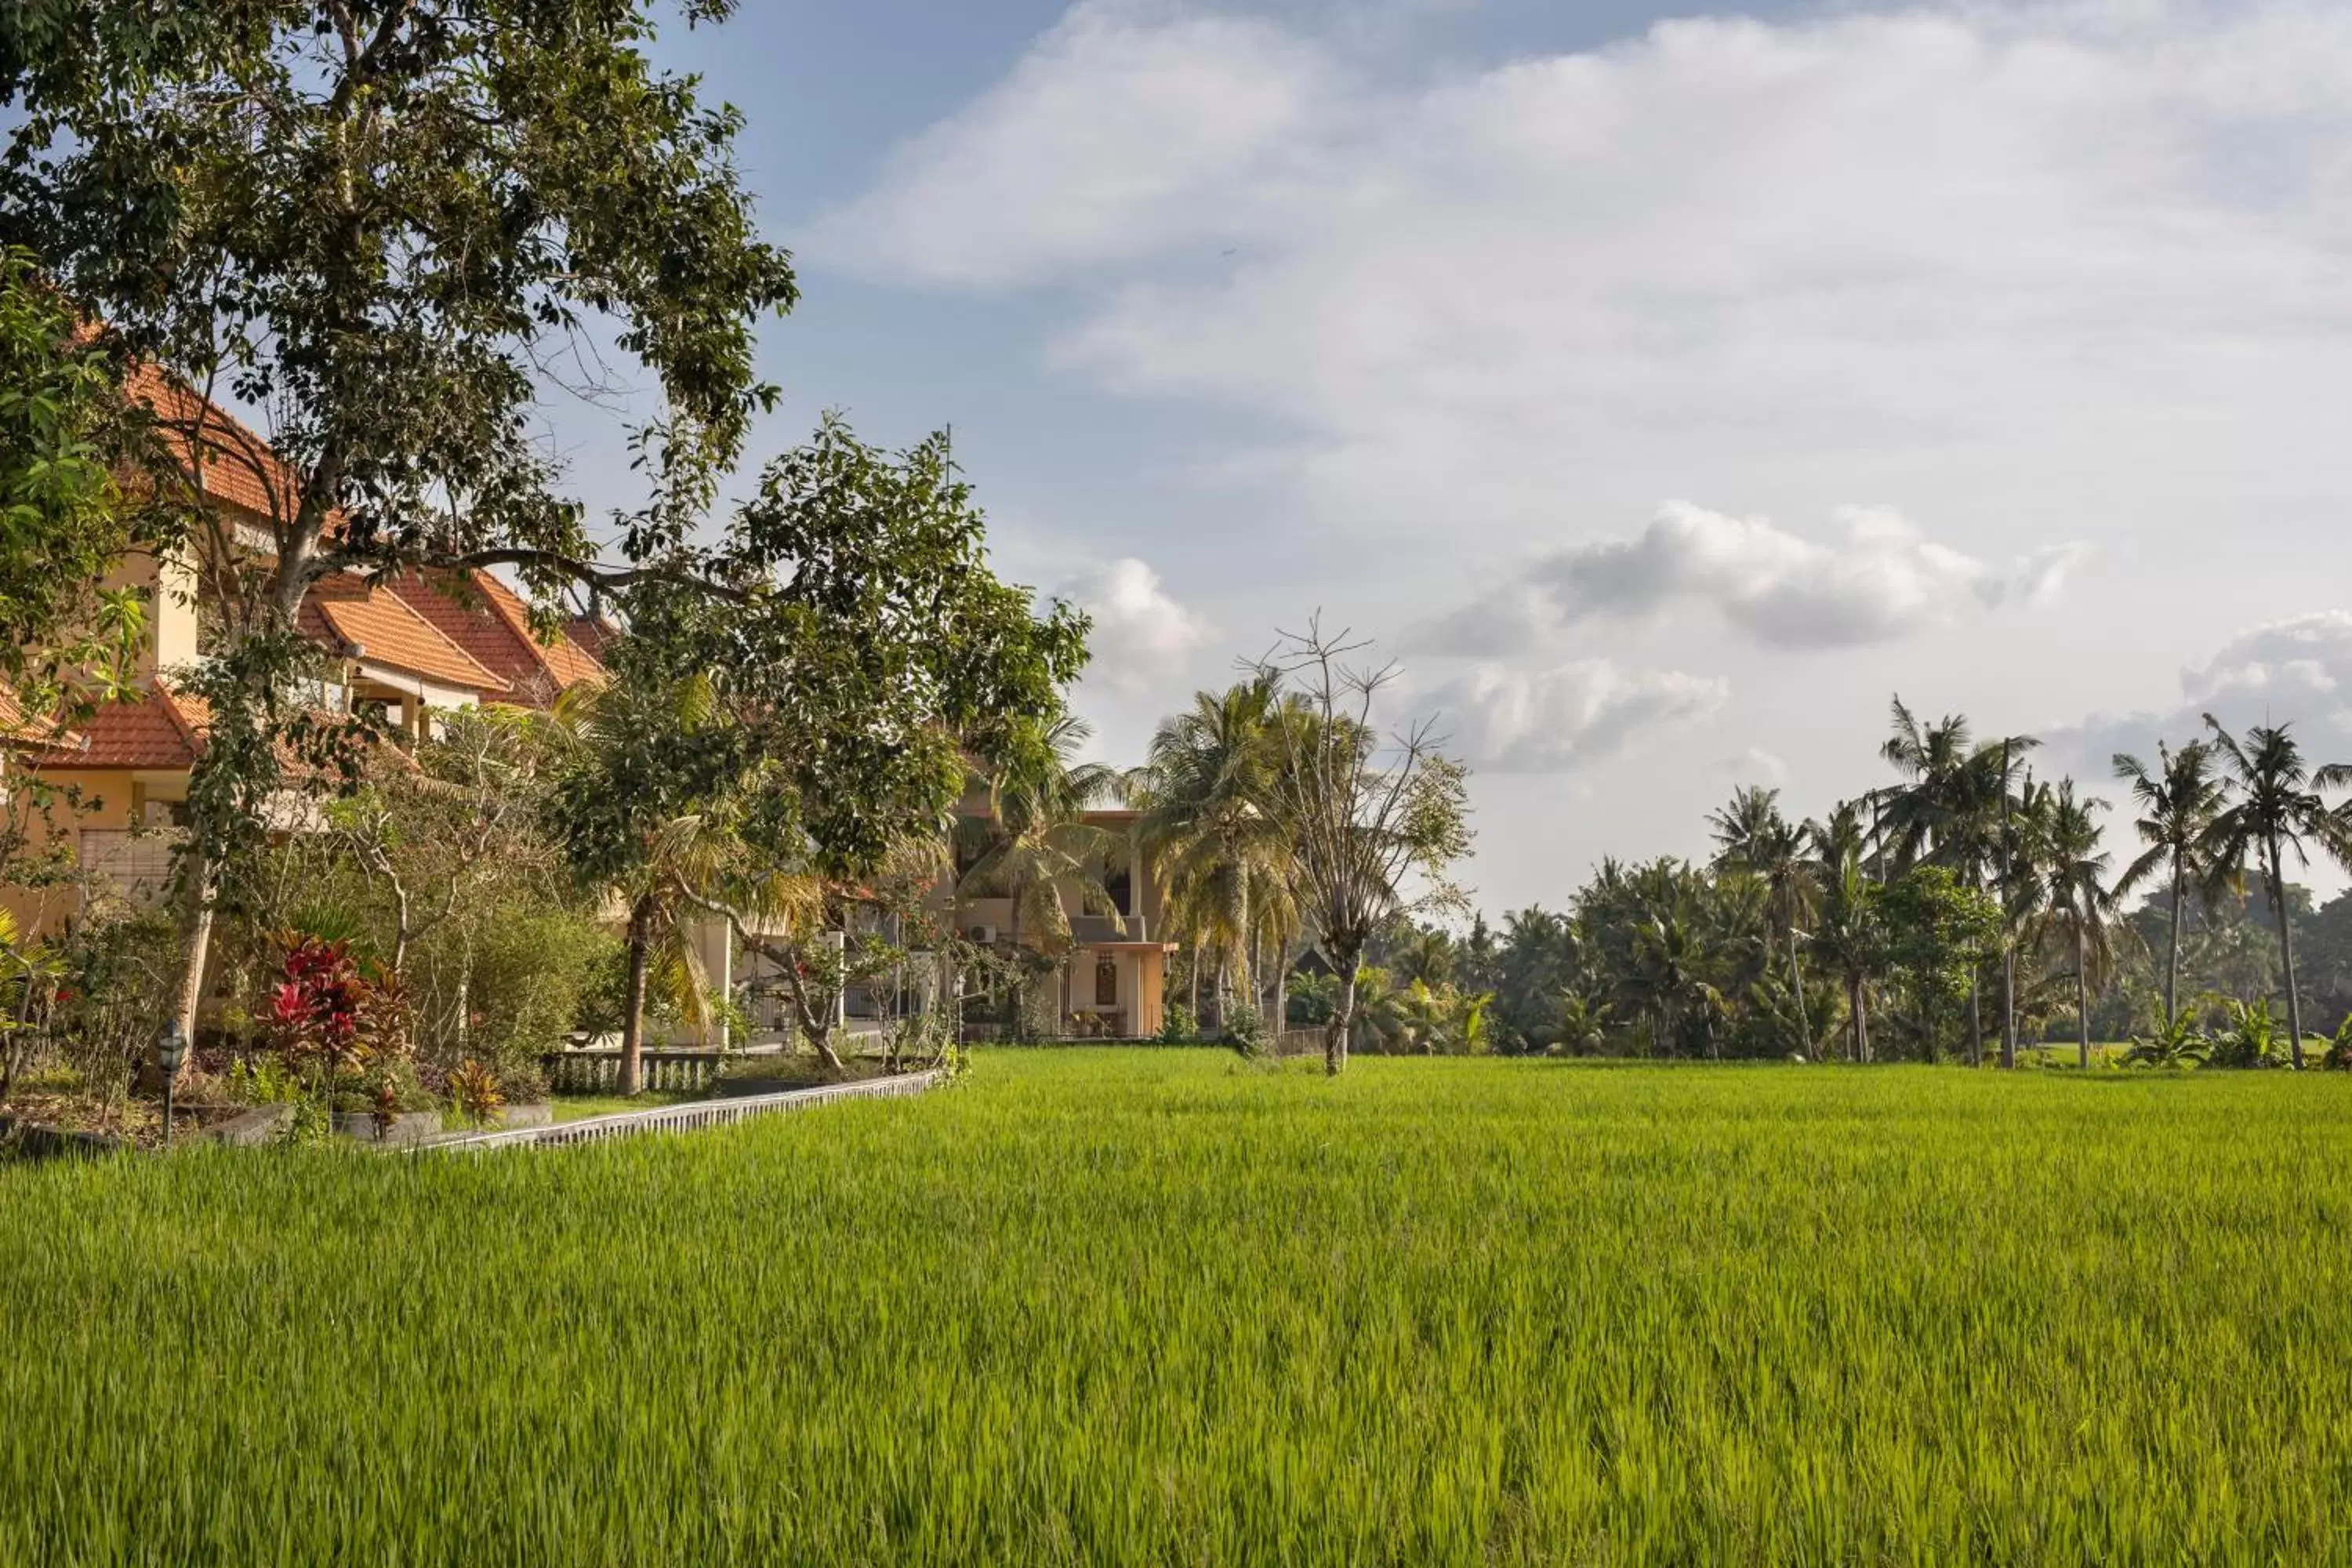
left=157, top=1020, right=186, bottom=1148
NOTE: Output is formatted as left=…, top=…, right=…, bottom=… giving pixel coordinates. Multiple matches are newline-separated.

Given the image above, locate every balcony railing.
left=1067, top=913, right=1146, bottom=945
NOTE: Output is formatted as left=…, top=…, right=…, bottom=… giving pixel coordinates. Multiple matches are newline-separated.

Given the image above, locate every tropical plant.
left=447, top=1059, right=505, bottom=1128
left=1708, top=785, right=1816, bottom=1058
left=2124, top=1007, right=2209, bottom=1069
left=2021, top=779, right=2121, bottom=1071
left=1131, top=677, right=1297, bottom=1032
left=2200, top=717, right=2352, bottom=1066
left=2205, top=996, right=2285, bottom=1070
left=2111, top=740, right=2227, bottom=1024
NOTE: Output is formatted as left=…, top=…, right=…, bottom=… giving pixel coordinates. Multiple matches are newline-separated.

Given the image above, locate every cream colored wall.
left=100, top=546, right=200, bottom=677
left=0, top=766, right=142, bottom=938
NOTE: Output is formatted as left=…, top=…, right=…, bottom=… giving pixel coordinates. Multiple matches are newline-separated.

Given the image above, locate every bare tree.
left=1257, top=621, right=1472, bottom=1076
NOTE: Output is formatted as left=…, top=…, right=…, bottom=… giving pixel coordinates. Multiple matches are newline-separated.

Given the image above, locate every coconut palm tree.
left=1879, top=699, right=1975, bottom=869
left=1131, top=677, right=1298, bottom=1033
left=2111, top=740, right=2226, bottom=1023
left=1809, top=850, right=1882, bottom=1062
left=2200, top=717, right=2352, bottom=1067
left=2022, top=779, right=2118, bottom=1070
left=956, top=713, right=1128, bottom=1035
left=1708, top=785, right=1816, bottom=1057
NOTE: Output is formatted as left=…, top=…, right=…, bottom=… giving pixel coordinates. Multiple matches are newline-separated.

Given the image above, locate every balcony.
left=1068, top=913, right=1147, bottom=945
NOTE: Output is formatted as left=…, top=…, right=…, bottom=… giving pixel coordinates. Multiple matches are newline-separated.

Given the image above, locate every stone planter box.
left=0, top=1114, right=128, bottom=1160
left=332, top=1109, right=443, bottom=1145
left=495, top=1102, right=552, bottom=1129
left=205, top=1105, right=296, bottom=1146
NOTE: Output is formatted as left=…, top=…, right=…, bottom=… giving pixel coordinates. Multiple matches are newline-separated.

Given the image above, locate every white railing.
left=425, top=1069, right=943, bottom=1152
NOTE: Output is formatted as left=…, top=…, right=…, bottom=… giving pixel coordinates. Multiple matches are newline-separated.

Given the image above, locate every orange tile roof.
left=564, top=613, right=622, bottom=664
left=301, top=577, right=510, bottom=695
left=24, top=681, right=206, bottom=771
left=385, top=569, right=603, bottom=706
left=124, top=364, right=311, bottom=527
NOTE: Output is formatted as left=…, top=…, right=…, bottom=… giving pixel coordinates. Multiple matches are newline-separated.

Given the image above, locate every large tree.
left=2, top=0, right=799, bottom=1040
left=1258, top=623, right=1470, bottom=1075
left=1131, top=677, right=1298, bottom=1036
left=2021, top=779, right=2118, bottom=1070
left=1708, top=784, right=1816, bottom=1058
left=0, top=246, right=151, bottom=723
left=2200, top=717, right=2352, bottom=1067
left=2111, top=739, right=2225, bottom=1025
left=549, top=417, right=1088, bottom=1089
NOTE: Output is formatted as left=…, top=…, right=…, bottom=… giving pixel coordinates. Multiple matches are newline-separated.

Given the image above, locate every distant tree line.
left=1288, top=701, right=2352, bottom=1068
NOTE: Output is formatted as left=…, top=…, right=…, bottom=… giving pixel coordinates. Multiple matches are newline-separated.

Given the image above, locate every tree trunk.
left=2267, top=837, right=2305, bottom=1068
left=1272, top=941, right=1288, bottom=1041
left=390, top=881, right=412, bottom=977
left=1999, top=944, right=2017, bottom=1070
left=1324, top=948, right=1359, bottom=1076
left=1849, top=975, right=1870, bottom=1063
left=1786, top=927, right=1812, bottom=1058
left=1966, top=970, right=1984, bottom=1067
left=619, top=895, right=653, bottom=1096
left=2164, top=855, right=2185, bottom=1024
left=2075, top=926, right=2091, bottom=1070
left=169, top=850, right=217, bottom=1080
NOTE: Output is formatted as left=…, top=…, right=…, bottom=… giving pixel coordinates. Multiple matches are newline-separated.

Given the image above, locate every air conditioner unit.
left=966, top=924, right=999, bottom=945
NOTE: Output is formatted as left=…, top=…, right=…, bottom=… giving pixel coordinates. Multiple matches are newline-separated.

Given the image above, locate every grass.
left=4, top=1051, right=2350, bottom=1564
left=546, top=1089, right=700, bottom=1122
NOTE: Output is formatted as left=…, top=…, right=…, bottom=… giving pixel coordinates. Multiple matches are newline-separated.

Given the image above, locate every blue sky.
left=558, top=0, right=2352, bottom=912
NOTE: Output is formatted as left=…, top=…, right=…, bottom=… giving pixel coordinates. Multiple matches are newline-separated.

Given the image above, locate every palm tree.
left=1131, top=678, right=1297, bottom=1033
left=2111, top=740, right=2225, bottom=1023
left=1708, top=785, right=1815, bottom=1057
left=1878, top=699, right=1974, bottom=869
left=2200, top=717, right=2352, bottom=1067
left=1809, top=850, right=1882, bottom=1062
left=2024, top=779, right=2118, bottom=1070
left=956, top=713, right=1128, bottom=1036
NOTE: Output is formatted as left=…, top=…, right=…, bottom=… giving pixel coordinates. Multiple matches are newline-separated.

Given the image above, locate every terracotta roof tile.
left=125, top=365, right=307, bottom=526
left=24, top=681, right=205, bottom=771
left=384, top=569, right=603, bottom=707
left=302, top=577, right=509, bottom=695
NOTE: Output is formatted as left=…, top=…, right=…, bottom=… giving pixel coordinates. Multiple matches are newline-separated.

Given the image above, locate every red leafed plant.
left=265, top=934, right=412, bottom=1076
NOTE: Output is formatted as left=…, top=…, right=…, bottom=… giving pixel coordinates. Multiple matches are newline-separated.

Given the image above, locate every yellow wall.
left=1, top=765, right=147, bottom=938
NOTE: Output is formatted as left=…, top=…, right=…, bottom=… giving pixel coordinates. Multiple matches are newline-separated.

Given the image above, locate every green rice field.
left=4, top=1051, right=2350, bottom=1564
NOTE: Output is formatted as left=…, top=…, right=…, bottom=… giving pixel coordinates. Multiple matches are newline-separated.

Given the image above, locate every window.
left=78, top=829, right=176, bottom=907
left=1095, top=956, right=1119, bottom=1007
left=1103, top=866, right=1133, bottom=917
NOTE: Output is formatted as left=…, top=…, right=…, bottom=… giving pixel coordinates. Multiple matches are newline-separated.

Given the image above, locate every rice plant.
left=3, top=1051, right=2348, bottom=1564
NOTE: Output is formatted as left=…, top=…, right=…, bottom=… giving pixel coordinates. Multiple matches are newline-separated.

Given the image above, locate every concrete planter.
left=495, top=1102, right=552, bottom=1129
left=206, top=1105, right=296, bottom=1146
left=332, top=1109, right=443, bottom=1145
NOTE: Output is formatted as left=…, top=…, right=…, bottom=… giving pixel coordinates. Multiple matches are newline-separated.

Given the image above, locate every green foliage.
left=1879, top=866, right=2003, bottom=1062
left=2124, top=1007, right=2209, bottom=1069
left=4, top=1054, right=2352, bottom=1559
left=2205, top=996, right=2285, bottom=1070
left=0, top=245, right=150, bottom=717
left=1158, top=1001, right=1198, bottom=1044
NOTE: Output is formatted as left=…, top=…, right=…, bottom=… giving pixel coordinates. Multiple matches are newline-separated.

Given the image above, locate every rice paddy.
left=4, top=1050, right=2349, bottom=1564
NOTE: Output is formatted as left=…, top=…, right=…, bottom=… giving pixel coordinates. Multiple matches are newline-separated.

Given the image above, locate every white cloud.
left=818, top=2, right=2352, bottom=540
left=811, top=5, right=1343, bottom=287
left=1056, top=557, right=1214, bottom=694
left=2053, top=611, right=2352, bottom=773
left=1420, top=659, right=1727, bottom=772
left=1715, top=746, right=1788, bottom=784
left=1418, top=503, right=2089, bottom=652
